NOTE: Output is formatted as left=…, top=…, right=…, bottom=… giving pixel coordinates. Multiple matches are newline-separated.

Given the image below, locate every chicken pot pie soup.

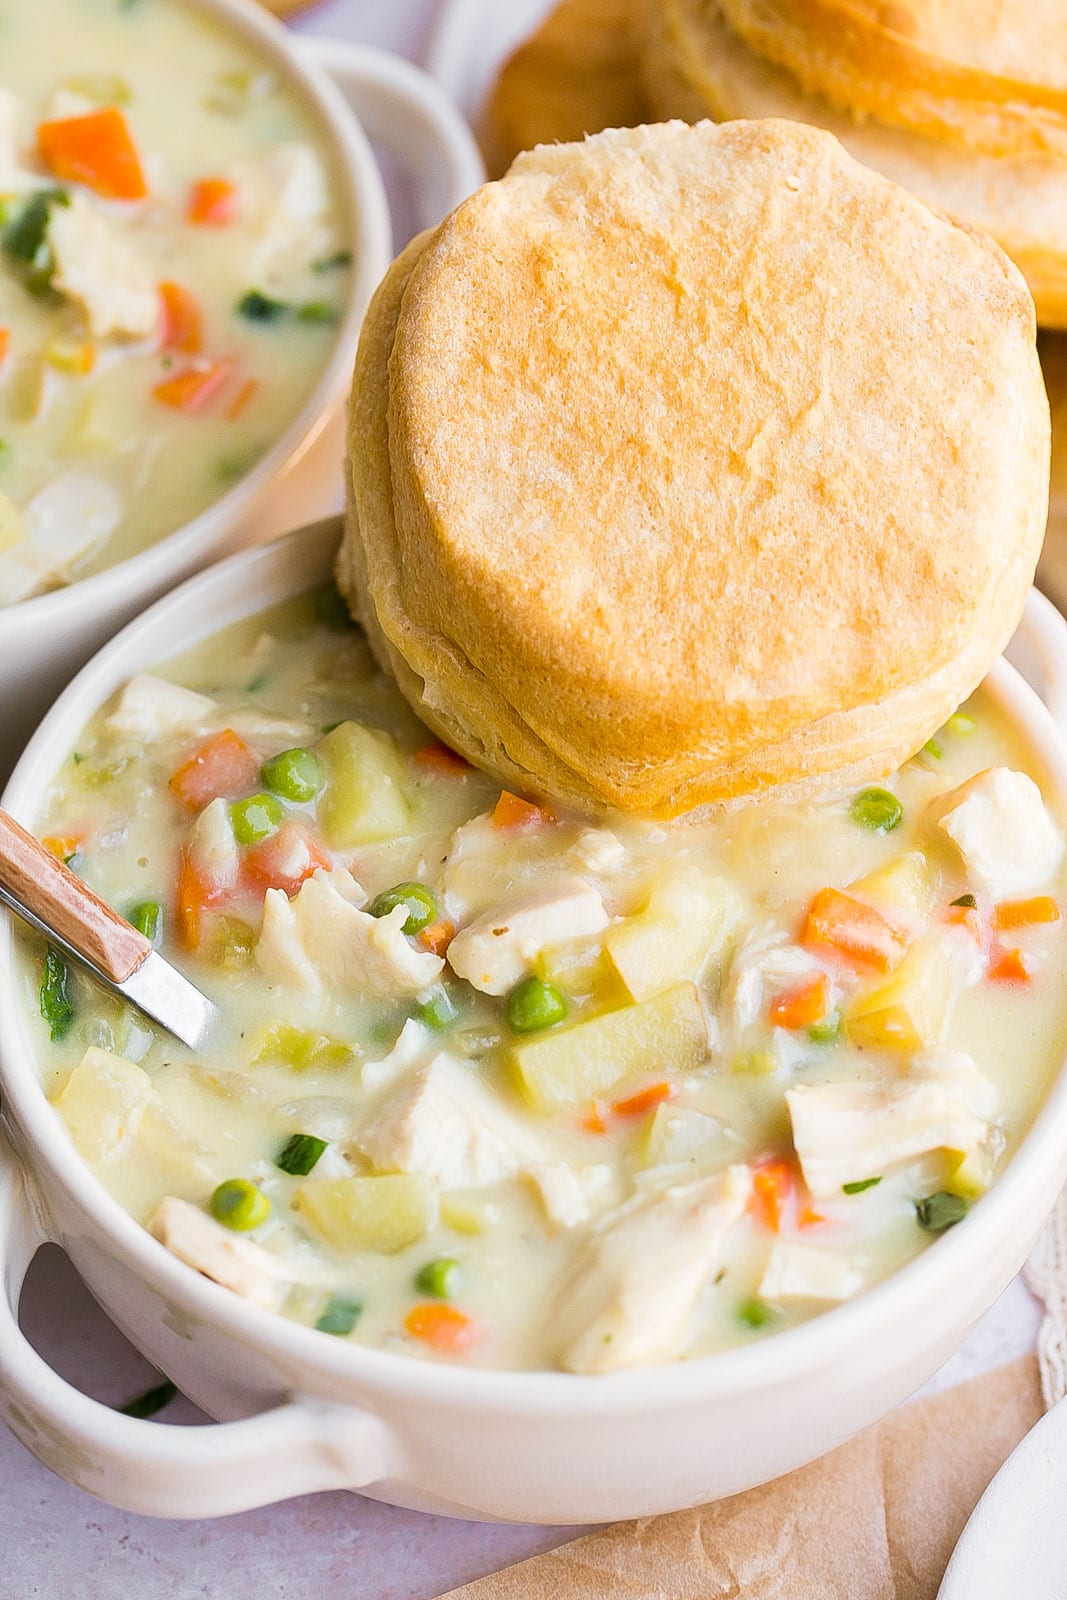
left=0, top=0, right=352, bottom=604
left=17, top=593, right=1067, bottom=1373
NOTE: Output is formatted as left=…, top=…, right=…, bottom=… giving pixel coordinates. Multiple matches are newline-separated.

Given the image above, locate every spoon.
left=0, top=809, right=217, bottom=1049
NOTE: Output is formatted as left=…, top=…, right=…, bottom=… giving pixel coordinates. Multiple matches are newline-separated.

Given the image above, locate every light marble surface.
left=0, top=2, right=1049, bottom=1595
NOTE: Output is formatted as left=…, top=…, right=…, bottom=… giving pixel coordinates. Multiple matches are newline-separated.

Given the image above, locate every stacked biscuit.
left=340, top=119, right=1048, bottom=818
left=635, top=0, right=1067, bottom=327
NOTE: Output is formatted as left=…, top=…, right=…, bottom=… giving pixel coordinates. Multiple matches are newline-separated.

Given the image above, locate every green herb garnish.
left=842, top=1177, right=882, bottom=1195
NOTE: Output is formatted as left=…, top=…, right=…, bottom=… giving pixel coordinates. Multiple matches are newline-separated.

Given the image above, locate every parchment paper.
left=439, top=1355, right=1043, bottom=1599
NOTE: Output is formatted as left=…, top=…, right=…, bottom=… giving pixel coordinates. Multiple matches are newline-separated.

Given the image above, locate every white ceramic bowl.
left=0, top=0, right=486, bottom=784
left=2, top=519, right=1067, bottom=1524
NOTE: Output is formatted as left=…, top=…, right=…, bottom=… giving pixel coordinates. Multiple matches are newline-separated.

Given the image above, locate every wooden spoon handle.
left=0, top=810, right=151, bottom=983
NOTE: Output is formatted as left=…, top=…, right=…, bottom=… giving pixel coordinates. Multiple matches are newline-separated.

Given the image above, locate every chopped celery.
left=296, top=1174, right=438, bottom=1253
left=276, top=1133, right=328, bottom=1176
left=127, top=900, right=162, bottom=946
left=510, top=982, right=707, bottom=1114
left=915, top=1191, right=969, bottom=1232
left=40, top=946, right=74, bottom=1041
left=731, top=1046, right=777, bottom=1077
left=252, top=1023, right=352, bottom=1073
left=315, top=1296, right=363, bottom=1336
left=415, top=1257, right=461, bottom=1298
left=206, top=917, right=255, bottom=971
left=318, top=721, right=410, bottom=847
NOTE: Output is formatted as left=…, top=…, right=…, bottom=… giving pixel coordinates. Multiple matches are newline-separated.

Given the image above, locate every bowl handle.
left=1013, top=588, right=1067, bottom=740
left=297, top=38, right=487, bottom=229
left=0, top=1146, right=391, bottom=1518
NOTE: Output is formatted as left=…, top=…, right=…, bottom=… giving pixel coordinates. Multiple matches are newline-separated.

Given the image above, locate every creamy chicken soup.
left=18, top=593, right=1067, bottom=1372
left=0, top=0, right=352, bottom=603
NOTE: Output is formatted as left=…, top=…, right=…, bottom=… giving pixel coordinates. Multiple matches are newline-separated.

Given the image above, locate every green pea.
left=807, top=1010, right=841, bottom=1046
left=414, top=985, right=460, bottom=1032
left=506, top=976, right=568, bottom=1035
left=367, top=881, right=439, bottom=936
left=127, top=900, right=162, bottom=945
left=230, top=792, right=285, bottom=845
left=316, top=1296, right=363, bottom=1336
left=915, top=1191, right=970, bottom=1233
left=842, top=1177, right=882, bottom=1195
left=736, top=1296, right=773, bottom=1330
left=261, top=747, right=323, bottom=803
left=415, top=1257, right=462, bottom=1299
left=210, top=1179, right=271, bottom=1232
left=849, top=787, right=903, bottom=833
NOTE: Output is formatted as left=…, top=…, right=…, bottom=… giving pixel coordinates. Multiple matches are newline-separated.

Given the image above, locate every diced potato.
left=845, top=933, right=969, bottom=1052
left=511, top=983, right=708, bottom=1115
left=318, top=721, right=410, bottom=847
left=605, top=869, right=742, bottom=1002
left=53, top=1046, right=153, bottom=1165
left=535, top=935, right=612, bottom=995
left=296, top=1174, right=438, bottom=1254
left=441, top=1194, right=500, bottom=1235
left=848, top=852, right=936, bottom=922
left=0, top=493, right=25, bottom=555
left=946, top=1142, right=999, bottom=1199
left=638, top=1103, right=726, bottom=1170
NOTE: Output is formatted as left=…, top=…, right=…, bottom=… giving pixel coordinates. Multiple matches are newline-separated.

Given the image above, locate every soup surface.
left=19, top=593, right=1067, bottom=1372
left=0, top=0, right=351, bottom=603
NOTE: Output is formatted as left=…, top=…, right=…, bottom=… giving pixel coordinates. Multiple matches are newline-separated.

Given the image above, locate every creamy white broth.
left=17, top=593, right=1067, bottom=1372
left=0, top=0, right=352, bottom=600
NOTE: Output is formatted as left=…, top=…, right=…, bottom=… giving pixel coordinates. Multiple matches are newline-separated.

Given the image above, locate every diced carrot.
left=175, top=853, right=209, bottom=950
left=186, top=177, right=238, bottom=227
left=798, top=1205, right=826, bottom=1229
left=492, top=790, right=550, bottom=829
left=802, top=887, right=908, bottom=973
left=38, top=107, right=147, bottom=201
left=153, top=358, right=234, bottom=413
left=612, top=1080, right=675, bottom=1119
left=988, top=946, right=1033, bottom=985
left=242, top=822, right=331, bottom=899
left=170, top=729, right=258, bottom=811
left=158, top=281, right=203, bottom=355
left=416, top=918, right=456, bottom=956
left=994, top=896, right=1061, bottom=932
left=750, top=1158, right=795, bottom=1233
left=768, top=971, right=830, bottom=1030
left=581, top=1103, right=607, bottom=1135
left=226, top=376, right=258, bottom=420
left=404, top=1303, right=477, bottom=1355
left=42, top=834, right=81, bottom=861
left=414, top=742, right=471, bottom=775
left=0, top=329, right=9, bottom=370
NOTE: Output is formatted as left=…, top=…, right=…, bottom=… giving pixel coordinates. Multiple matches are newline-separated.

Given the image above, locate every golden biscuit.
left=717, top=0, right=1067, bottom=160
left=482, top=0, right=648, bottom=178
left=342, top=121, right=1048, bottom=817
left=637, top=0, right=1067, bottom=327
